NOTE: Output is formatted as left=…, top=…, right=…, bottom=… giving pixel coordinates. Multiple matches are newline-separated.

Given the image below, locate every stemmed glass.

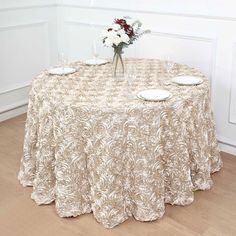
left=92, top=40, right=100, bottom=64
left=162, top=56, right=176, bottom=86
left=126, top=64, right=137, bottom=99
left=163, top=56, right=175, bottom=79
left=58, top=52, right=68, bottom=76
left=92, top=40, right=101, bottom=74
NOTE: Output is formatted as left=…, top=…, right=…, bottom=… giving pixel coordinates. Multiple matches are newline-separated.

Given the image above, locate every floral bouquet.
left=101, top=17, right=150, bottom=77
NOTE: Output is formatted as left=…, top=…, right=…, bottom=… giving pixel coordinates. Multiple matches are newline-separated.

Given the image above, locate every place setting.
left=47, top=52, right=76, bottom=76
left=47, top=41, right=110, bottom=78
left=83, top=40, right=109, bottom=66
left=129, top=59, right=203, bottom=103
left=171, top=75, right=203, bottom=86
left=161, top=58, right=204, bottom=87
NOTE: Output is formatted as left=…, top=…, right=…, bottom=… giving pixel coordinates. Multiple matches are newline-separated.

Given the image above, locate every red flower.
left=115, top=19, right=127, bottom=26
left=124, top=25, right=134, bottom=37
left=115, top=18, right=135, bottom=38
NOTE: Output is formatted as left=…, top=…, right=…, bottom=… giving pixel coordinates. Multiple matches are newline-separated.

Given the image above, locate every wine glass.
left=126, top=63, right=137, bottom=99
left=92, top=40, right=101, bottom=75
left=92, top=40, right=100, bottom=64
left=58, top=52, right=68, bottom=75
left=163, top=56, right=175, bottom=79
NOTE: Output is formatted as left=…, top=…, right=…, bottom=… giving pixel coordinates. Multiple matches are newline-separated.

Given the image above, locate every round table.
left=18, top=58, right=222, bottom=228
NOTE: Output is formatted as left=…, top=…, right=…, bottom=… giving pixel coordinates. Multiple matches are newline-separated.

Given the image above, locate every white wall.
left=0, top=0, right=236, bottom=155
left=0, top=0, right=58, bottom=120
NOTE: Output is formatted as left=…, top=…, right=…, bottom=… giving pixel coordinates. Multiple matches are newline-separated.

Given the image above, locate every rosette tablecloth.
left=18, top=59, right=222, bottom=228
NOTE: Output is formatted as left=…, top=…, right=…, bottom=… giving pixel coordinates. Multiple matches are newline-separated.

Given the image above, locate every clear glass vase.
left=112, top=47, right=124, bottom=79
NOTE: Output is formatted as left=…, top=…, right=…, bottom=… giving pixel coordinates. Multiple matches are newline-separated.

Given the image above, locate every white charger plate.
left=172, top=76, right=203, bottom=86
left=84, top=58, right=108, bottom=65
left=48, top=67, right=76, bottom=75
left=137, top=89, right=172, bottom=101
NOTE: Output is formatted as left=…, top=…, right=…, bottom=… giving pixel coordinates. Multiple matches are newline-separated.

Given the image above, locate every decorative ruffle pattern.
left=18, top=59, right=222, bottom=228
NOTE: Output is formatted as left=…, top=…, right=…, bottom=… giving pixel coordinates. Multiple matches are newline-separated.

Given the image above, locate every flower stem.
left=113, top=47, right=124, bottom=77
left=118, top=53, right=124, bottom=73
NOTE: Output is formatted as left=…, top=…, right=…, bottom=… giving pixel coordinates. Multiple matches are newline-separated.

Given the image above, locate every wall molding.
left=0, top=21, right=48, bottom=31
left=0, top=20, right=48, bottom=120
left=65, top=20, right=104, bottom=28
left=0, top=4, right=57, bottom=12
left=149, top=31, right=217, bottom=91
left=1, top=2, right=236, bottom=22
left=60, top=3, right=236, bottom=22
left=0, top=17, right=50, bottom=122
left=229, top=42, right=236, bottom=124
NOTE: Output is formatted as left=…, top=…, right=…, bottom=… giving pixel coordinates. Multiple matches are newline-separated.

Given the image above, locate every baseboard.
left=217, top=135, right=236, bottom=156
left=0, top=84, right=30, bottom=122
left=0, top=103, right=28, bottom=122
left=218, top=142, right=236, bottom=156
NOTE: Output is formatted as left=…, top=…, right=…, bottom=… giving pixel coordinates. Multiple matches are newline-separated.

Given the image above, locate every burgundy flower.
left=102, top=17, right=150, bottom=49
left=124, top=25, right=134, bottom=37
left=115, top=18, right=127, bottom=26
left=114, top=18, right=135, bottom=38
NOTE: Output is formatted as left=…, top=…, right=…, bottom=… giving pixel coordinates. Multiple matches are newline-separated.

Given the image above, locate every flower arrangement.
left=102, top=17, right=150, bottom=77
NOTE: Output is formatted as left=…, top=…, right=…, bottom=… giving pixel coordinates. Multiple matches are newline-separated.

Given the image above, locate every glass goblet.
left=163, top=56, right=175, bottom=79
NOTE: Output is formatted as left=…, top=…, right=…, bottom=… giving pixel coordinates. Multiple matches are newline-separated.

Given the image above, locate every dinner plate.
left=48, top=67, right=76, bottom=75
left=84, top=58, right=108, bottom=65
left=137, top=89, right=172, bottom=101
left=172, top=76, right=203, bottom=86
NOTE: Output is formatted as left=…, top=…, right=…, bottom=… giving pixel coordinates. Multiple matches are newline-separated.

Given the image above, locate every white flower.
left=101, top=30, right=108, bottom=38
left=120, top=33, right=130, bottom=44
left=104, top=38, right=113, bottom=47
left=117, top=29, right=126, bottom=36
left=112, top=23, right=121, bottom=31
left=113, top=35, right=122, bottom=46
left=107, top=29, right=117, bottom=38
left=104, top=30, right=122, bottom=46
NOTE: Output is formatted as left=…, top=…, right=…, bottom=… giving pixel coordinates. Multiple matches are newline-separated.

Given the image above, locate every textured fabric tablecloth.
left=18, top=58, right=222, bottom=228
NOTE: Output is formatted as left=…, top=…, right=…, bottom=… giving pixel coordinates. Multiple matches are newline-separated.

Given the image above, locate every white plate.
left=172, top=76, right=203, bottom=86
left=48, top=67, right=76, bottom=75
left=84, top=58, right=108, bottom=65
left=137, top=89, right=172, bottom=101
